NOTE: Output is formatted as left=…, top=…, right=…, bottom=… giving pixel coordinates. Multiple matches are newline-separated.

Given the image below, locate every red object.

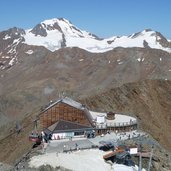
left=29, top=134, right=41, bottom=143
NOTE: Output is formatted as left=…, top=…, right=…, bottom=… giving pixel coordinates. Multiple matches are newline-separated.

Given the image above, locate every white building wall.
left=129, top=148, right=138, bottom=154
left=52, top=132, right=74, bottom=140
left=96, top=115, right=105, bottom=124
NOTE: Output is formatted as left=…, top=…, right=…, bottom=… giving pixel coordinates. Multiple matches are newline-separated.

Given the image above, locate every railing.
left=96, top=120, right=137, bottom=129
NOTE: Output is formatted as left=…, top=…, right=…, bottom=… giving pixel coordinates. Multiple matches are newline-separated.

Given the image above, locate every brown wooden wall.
left=39, top=102, right=91, bottom=129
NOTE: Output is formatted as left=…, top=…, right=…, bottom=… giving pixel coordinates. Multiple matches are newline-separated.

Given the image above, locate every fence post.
left=147, top=146, right=154, bottom=171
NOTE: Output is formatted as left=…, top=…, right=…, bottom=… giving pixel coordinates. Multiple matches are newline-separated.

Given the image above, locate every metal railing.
left=96, top=120, right=137, bottom=129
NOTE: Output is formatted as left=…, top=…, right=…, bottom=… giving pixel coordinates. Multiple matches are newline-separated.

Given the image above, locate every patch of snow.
left=3, top=35, right=11, bottom=40
left=169, top=69, right=171, bottom=71
left=160, top=58, right=162, bottom=61
left=7, top=48, right=16, bottom=54
left=108, top=60, right=110, bottom=64
left=165, top=78, right=168, bottom=81
left=13, top=38, right=21, bottom=44
left=9, top=58, right=15, bottom=66
left=24, top=29, right=62, bottom=52
left=2, top=56, right=10, bottom=59
left=25, top=50, right=34, bottom=55
left=156, top=36, right=161, bottom=41
left=117, top=59, right=121, bottom=62
left=79, top=59, right=84, bottom=62
left=137, top=58, right=141, bottom=62
left=142, top=58, right=145, bottom=61
left=118, top=61, right=123, bottom=65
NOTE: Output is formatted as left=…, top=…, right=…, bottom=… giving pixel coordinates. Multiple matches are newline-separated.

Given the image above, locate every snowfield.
left=21, top=18, right=171, bottom=53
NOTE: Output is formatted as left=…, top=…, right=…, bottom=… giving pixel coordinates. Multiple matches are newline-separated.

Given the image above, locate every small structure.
left=129, top=147, right=138, bottom=155
left=96, top=115, right=105, bottom=124
left=44, top=120, right=93, bottom=139
left=90, top=111, right=137, bottom=135
left=107, top=112, right=115, bottom=120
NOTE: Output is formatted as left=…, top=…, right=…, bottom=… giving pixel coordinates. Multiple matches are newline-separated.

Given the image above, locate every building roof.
left=44, top=120, right=93, bottom=134
left=44, top=96, right=85, bottom=112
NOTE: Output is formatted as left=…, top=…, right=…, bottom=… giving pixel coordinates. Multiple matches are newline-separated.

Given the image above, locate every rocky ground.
left=81, top=80, right=171, bottom=152
left=0, top=80, right=171, bottom=171
left=13, top=132, right=171, bottom=171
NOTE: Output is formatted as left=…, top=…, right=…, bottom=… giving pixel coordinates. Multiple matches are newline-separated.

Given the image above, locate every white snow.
left=29, top=149, right=145, bottom=171
left=7, top=48, right=16, bottom=54
left=160, top=58, right=162, bottom=61
left=79, top=59, right=84, bottom=62
left=21, top=19, right=171, bottom=53
left=3, top=35, right=11, bottom=40
left=137, top=57, right=144, bottom=62
left=2, top=56, right=10, bottom=59
left=118, top=61, right=124, bottom=65
left=9, top=58, right=15, bottom=66
left=169, top=69, right=171, bottom=71
left=13, top=38, right=21, bottom=44
left=156, top=36, right=161, bottom=41
left=25, top=50, right=34, bottom=55
left=137, top=58, right=141, bottom=62
left=24, top=29, right=62, bottom=51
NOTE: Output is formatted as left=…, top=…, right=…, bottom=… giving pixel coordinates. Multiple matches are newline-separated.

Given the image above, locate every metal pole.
left=138, top=144, right=142, bottom=171
left=147, top=146, right=154, bottom=171
left=138, top=153, right=142, bottom=171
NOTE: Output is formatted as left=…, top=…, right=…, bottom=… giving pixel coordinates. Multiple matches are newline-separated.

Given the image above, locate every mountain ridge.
left=1, top=17, right=171, bottom=71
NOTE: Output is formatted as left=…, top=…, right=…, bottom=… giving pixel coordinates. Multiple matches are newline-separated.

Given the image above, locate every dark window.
left=74, top=131, right=84, bottom=136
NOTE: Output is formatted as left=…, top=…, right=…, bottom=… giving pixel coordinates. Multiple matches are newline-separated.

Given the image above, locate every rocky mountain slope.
left=0, top=80, right=171, bottom=171
left=0, top=47, right=171, bottom=128
left=82, top=80, right=171, bottom=152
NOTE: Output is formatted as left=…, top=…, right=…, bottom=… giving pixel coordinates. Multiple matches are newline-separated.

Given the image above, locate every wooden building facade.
left=38, top=97, right=94, bottom=130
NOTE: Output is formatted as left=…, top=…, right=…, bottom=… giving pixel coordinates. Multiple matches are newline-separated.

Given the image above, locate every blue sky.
left=0, top=0, right=171, bottom=39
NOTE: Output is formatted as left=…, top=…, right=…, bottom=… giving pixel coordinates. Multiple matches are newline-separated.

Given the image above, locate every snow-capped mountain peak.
left=1, top=17, right=171, bottom=58
left=17, top=18, right=171, bottom=53
left=0, top=18, right=171, bottom=71
left=29, top=18, right=98, bottom=39
left=23, top=18, right=102, bottom=51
